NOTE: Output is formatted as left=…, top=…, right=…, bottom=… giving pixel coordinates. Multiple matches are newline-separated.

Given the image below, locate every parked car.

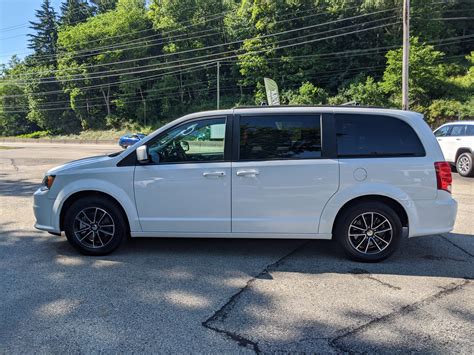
left=118, top=133, right=146, bottom=149
left=434, top=121, right=474, bottom=177
left=34, top=106, right=457, bottom=262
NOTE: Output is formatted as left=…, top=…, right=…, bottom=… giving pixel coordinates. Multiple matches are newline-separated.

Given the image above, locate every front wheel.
left=456, top=152, right=474, bottom=177
left=64, top=197, right=127, bottom=255
left=335, top=202, right=402, bottom=262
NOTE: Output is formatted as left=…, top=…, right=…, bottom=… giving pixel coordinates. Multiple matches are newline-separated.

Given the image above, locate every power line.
left=3, top=10, right=399, bottom=83
left=4, top=4, right=365, bottom=67
left=0, top=20, right=403, bottom=99
left=3, top=52, right=463, bottom=113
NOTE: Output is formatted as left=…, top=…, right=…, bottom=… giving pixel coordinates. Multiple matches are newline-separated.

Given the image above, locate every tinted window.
left=434, top=125, right=451, bottom=137
left=336, top=114, right=425, bottom=157
left=449, top=125, right=466, bottom=136
left=239, top=115, right=322, bottom=160
left=148, top=118, right=226, bottom=163
left=465, top=125, right=474, bottom=136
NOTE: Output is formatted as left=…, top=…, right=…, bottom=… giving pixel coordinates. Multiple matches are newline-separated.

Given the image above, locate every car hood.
left=47, top=154, right=116, bottom=175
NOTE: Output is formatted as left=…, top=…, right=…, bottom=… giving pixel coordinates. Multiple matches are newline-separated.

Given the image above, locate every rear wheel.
left=64, top=197, right=127, bottom=255
left=456, top=152, right=474, bottom=177
left=335, top=202, right=402, bottom=262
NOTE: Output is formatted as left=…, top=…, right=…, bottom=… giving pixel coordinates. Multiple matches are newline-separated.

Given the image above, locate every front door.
left=231, top=113, right=339, bottom=234
left=434, top=125, right=452, bottom=161
left=134, top=116, right=231, bottom=233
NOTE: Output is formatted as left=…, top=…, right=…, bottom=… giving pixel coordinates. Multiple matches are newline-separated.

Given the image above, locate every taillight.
left=434, top=162, right=452, bottom=193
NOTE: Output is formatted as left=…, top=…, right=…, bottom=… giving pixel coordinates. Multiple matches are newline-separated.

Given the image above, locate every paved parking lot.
left=0, top=142, right=472, bottom=353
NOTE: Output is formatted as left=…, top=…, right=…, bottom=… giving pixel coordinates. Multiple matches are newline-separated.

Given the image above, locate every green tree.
left=60, top=0, right=94, bottom=26
left=283, top=82, right=328, bottom=105
left=57, top=0, right=153, bottom=129
left=381, top=38, right=447, bottom=107
left=148, top=0, right=233, bottom=117
left=0, top=57, right=38, bottom=135
left=90, top=0, right=119, bottom=13
left=329, top=76, right=389, bottom=106
left=28, top=0, right=59, bottom=61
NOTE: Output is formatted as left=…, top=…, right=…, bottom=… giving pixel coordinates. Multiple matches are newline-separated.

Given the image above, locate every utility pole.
left=402, top=0, right=410, bottom=110
left=216, top=61, right=220, bottom=110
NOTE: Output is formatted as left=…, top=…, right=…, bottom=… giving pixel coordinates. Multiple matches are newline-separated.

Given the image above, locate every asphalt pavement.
left=0, top=142, right=472, bottom=353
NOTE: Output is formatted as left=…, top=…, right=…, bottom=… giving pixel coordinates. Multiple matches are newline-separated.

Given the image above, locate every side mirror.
left=180, top=141, right=190, bottom=152
left=136, top=145, right=149, bottom=163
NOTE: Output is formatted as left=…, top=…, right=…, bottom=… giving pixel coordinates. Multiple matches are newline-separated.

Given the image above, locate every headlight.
left=41, top=175, right=56, bottom=190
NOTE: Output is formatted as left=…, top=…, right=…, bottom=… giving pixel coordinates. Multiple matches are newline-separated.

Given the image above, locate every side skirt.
left=130, top=232, right=333, bottom=239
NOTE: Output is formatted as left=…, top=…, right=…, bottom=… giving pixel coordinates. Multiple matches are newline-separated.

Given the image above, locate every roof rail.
left=340, top=101, right=360, bottom=106
left=233, top=104, right=388, bottom=109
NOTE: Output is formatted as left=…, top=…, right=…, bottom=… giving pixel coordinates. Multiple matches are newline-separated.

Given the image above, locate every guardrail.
left=0, top=137, right=117, bottom=145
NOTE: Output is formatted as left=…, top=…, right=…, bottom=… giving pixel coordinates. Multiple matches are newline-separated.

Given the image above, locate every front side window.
left=336, top=114, right=425, bottom=157
left=148, top=118, right=226, bottom=164
left=239, top=115, right=322, bottom=160
left=434, top=125, right=451, bottom=137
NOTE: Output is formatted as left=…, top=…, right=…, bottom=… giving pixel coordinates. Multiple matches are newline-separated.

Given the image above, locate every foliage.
left=381, top=38, right=448, bottom=107
left=90, top=0, right=119, bottom=13
left=329, top=77, right=389, bottom=106
left=426, top=99, right=474, bottom=126
left=0, top=0, right=473, bottom=136
left=15, top=130, right=52, bottom=138
left=28, top=0, right=59, bottom=62
left=60, top=0, right=94, bottom=26
left=283, top=82, right=328, bottom=105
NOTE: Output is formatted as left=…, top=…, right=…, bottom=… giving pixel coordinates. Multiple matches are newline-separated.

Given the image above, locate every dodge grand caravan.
left=33, top=107, right=457, bottom=262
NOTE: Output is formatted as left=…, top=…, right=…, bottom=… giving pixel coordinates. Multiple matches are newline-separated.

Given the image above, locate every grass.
left=8, top=127, right=157, bottom=141
left=0, top=146, right=20, bottom=150
left=53, top=129, right=135, bottom=141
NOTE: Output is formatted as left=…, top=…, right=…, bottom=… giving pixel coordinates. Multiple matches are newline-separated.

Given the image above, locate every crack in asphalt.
left=349, top=268, right=402, bottom=290
left=422, top=254, right=468, bottom=262
left=203, top=254, right=470, bottom=355
left=328, top=279, right=471, bottom=352
left=10, top=159, right=19, bottom=172
left=202, top=241, right=308, bottom=354
left=440, top=235, right=474, bottom=258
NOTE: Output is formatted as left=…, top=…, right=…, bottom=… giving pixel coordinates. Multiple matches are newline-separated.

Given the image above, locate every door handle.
left=236, top=169, right=260, bottom=176
left=202, top=171, right=226, bottom=177
left=456, top=138, right=461, bottom=141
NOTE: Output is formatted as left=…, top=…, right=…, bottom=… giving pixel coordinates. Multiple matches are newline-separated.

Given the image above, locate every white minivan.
left=33, top=107, right=457, bottom=262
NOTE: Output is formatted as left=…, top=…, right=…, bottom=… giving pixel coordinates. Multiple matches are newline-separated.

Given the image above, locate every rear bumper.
left=409, top=192, right=457, bottom=237
left=33, top=188, right=60, bottom=234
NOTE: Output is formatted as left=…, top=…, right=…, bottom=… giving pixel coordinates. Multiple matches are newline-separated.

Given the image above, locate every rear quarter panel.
left=318, top=110, right=446, bottom=236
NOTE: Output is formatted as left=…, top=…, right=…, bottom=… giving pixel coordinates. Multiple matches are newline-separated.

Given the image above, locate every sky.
left=0, top=0, right=62, bottom=66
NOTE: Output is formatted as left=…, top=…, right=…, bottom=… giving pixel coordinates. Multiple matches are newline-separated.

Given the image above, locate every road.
left=0, top=142, right=472, bottom=353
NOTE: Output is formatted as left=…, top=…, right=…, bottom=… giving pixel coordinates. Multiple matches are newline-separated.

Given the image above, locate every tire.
left=64, top=196, right=127, bottom=255
left=456, top=152, right=474, bottom=177
left=335, top=202, right=402, bottom=262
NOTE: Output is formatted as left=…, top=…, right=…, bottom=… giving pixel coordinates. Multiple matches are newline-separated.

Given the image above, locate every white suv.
left=434, top=121, right=474, bottom=177
left=33, top=107, right=457, bottom=262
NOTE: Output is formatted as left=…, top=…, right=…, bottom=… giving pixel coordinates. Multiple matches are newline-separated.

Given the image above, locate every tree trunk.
left=179, top=72, right=184, bottom=104
left=138, top=87, right=146, bottom=126
left=101, top=86, right=111, bottom=116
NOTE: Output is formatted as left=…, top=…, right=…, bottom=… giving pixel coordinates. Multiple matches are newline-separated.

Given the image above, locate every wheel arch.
left=59, top=190, right=131, bottom=233
left=455, top=147, right=472, bottom=162
left=331, top=195, right=409, bottom=235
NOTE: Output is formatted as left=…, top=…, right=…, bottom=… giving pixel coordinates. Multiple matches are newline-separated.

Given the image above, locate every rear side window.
left=239, top=115, right=322, bottom=160
left=466, top=125, right=474, bottom=136
left=336, top=114, right=425, bottom=158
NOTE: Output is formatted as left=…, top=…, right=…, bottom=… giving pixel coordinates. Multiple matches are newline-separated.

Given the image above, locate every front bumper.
left=33, top=187, right=60, bottom=233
